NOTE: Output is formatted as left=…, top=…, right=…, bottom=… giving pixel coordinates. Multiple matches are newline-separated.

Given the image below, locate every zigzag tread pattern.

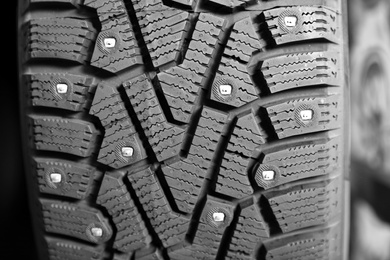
left=29, top=115, right=98, bottom=157
left=263, top=6, right=340, bottom=46
left=23, top=18, right=97, bottom=63
left=255, top=137, right=341, bottom=189
left=97, top=173, right=151, bottom=252
left=211, top=57, right=259, bottom=107
left=266, top=95, right=342, bottom=139
left=261, top=51, right=340, bottom=93
left=137, top=9, right=190, bottom=68
left=158, top=13, right=226, bottom=123
left=263, top=179, right=341, bottom=233
left=216, top=113, right=265, bottom=198
left=46, top=237, right=105, bottom=260
left=90, top=84, right=147, bottom=168
left=127, top=167, right=190, bottom=247
left=225, top=17, right=263, bottom=62
left=41, top=199, right=112, bottom=244
left=83, top=0, right=143, bottom=73
left=227, top=204, right=269, bottom=260
left=125, top=74, right=185, bottom=161
left=264, top=225, right=341, bottom=260
left=35, top=158, right=97, bottom=200
left=26, top=72, right=98, bottom=112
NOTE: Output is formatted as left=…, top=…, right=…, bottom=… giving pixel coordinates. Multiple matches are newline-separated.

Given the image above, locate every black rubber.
left=18, top=0, right=350, bottom=259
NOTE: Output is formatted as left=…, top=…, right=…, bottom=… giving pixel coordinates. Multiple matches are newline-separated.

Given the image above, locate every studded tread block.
left=90, top=83, right=147, bottom=168
left=97, top=172, right=151, bottom=252
left=46, top=237, right=105, bottom=260
left=125, top=74, right=185, bottom=161
left=35, top=158, right=98, bottom=199
left=254, top=136, right=341, bottom=189
left=169, top=196, right=236, bottom=260
left=265, top=94, right=342, bottom=139
left=211, top=57, right=259, bottom=107
left=260, top=51, right=340, bottom=93
left=84, top=0, right=143, bottom=73
left=128, top=167, right=190, bottom=247
left=216, top=113, right=266, bottom=198
left=26, top=72, right=98, bottom=111
left=23, top=18, right=96, bottom=63
left=29, top=115, right=99, bottom=157
left=41, top=200, right=113, bottom=243
left=261, top=6, right=340, bottom=46
left=158, top=13, right=227, bottom=123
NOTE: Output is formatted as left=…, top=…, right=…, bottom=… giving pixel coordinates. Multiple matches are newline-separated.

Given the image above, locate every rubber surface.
left=18, top=0, right=349, bottom=259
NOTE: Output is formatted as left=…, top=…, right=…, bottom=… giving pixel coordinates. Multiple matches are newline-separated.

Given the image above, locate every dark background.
left=0, top=2, right=38, bottom=259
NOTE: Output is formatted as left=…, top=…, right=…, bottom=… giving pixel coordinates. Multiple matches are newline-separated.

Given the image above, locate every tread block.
left=227, top=203, right=269, bottom=260
left=163, top=107, right=227, bottom=213
left=23, top=18, right=96, bottom=63
left=162, top=160, right=204, bottom=214
left=90, top=84, right=147, bottom=168
left=26, top=73, right=98, bottom=111
left=263, top=224, right=341, bottom=260
left=46, top=237, right=104, bottom=260
left=170, top=196, right=235, bottom=259
left=225, top=17, right=263, bottom=63
left=254, top=136, right=341, bottom=189
left=265, top=94, right=342, bottom=139
left=84, top=0, right=143, bottom=73
left=137, top=9, right=191, bottom=68
left=158, top=13, right=227, bottom=123
left=128, top=167, right=190, bottom=247
left=30, top=116, right=99, bottom=157
left=216, top=152, right=254, bottom=199
left=211, top=57, right=259, bottom=107
left=125, top=74, right=185, bottom=161
left=97, top=173, right=151, bottom=252
left=262, top=6, right=340, bottom=46
left=41, top=200, right=113, bottom=244
left=35, top=158, right=98, bottom=199
left=216, top=113, right=266, bottom=198
left=260, top=51, right=340, bottom=93
left=263, top=179, right=341, bottom=233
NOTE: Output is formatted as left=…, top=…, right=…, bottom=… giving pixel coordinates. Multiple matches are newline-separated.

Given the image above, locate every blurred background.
left=3, top=1, right=390, bottom=259
left=349, top=0, right=390, bottom=259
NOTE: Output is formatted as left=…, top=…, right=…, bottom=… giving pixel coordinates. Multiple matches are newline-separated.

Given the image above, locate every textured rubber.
left=18, top=0, right=349, bottom=259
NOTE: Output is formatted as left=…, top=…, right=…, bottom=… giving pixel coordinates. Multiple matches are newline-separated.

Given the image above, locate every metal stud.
left=212, top=212, right=225, bottom=222
left=262, top=170, right=275, bottom=181
left=56, top=83, right=68, bottom=94
left=121, top=147, right=134, bottom=157
left=90, top=227, right=103, bottom=237
left=219, top=84, right=232, bottom=95
left=103, top=38, right=116, bottom=48
left=284, top=16, right=298, bottom=27
left=300, top=109, right=313, bottom=121
left=49, top=173, right=62, bottom=183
